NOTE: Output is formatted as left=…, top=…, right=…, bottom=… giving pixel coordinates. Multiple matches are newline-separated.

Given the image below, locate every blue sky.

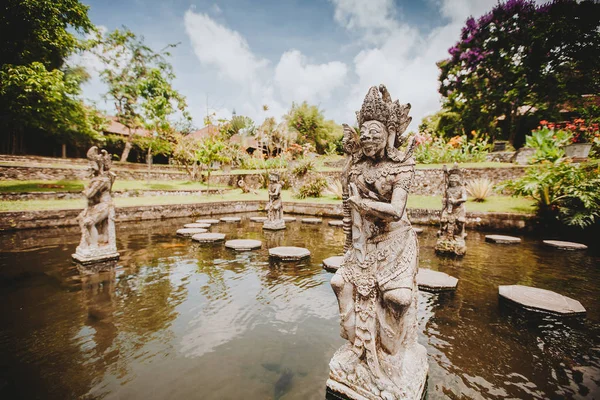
left=76, top=0, right=507, bottom=129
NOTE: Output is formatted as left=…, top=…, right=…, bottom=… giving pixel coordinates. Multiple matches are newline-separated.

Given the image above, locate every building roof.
left=188, top=124, right=219, bottom=139
left=103, top=116, right=151, bottom=137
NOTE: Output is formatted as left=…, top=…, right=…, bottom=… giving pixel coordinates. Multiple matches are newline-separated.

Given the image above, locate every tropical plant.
left=195, top=136, right=230, bottom=189
left=324, top=179, right=344, bottom=200
left=438, top=0, right=600, bottom=145
left=502, top=160, right=600, bottom=228
left=466, top=178, right=494, bottom=202
left=294, top=174, right=328, bottom=199
left=292, top=159, right=315, bottom=177
left=414, top=134, right=488, bottom=164
left=524, top=126, right=571, bottom=163
left=286, top=102, right=343, bottom=154
left=92, top=28, right=189, bottom=162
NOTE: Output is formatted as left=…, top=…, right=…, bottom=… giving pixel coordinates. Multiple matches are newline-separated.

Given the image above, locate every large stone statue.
left=434, top=164, right=467, bottom=256
left=263, top=172, right=286, bottom=230
left=327, top=85, right=428, bottom=400
left=72, top=146, right=120, bottom=264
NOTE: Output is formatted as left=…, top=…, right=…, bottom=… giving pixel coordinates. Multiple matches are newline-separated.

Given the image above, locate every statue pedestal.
left=72, top=248, right=120, bottom=265
left=326, top=342, right=428, bottom=400
left=263, top=219, right=286, bottom=230
left=434, top=238, right=466, bottom=256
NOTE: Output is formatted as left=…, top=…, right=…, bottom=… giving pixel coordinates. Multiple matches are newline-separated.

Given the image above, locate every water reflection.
left=0, top=215, right=598, bottom=399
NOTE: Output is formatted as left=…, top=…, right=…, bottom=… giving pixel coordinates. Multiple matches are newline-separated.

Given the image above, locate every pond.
left=0, top=215, right=598, bottom=399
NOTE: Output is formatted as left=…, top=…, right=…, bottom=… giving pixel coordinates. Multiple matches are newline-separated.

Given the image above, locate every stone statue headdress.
left=87, top=146, right=113, bottom=174
left=445, top=163, right=463, bottom=180
left=268, top=172, right=280, bottom=181
left=346, top=84, right=416, bottom=163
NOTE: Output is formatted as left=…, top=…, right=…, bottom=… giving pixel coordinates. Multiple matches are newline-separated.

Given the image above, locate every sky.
left=76, top=0, right=506, bottom=130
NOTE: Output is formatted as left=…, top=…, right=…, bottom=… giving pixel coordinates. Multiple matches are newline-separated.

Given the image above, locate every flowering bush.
left=414, top=134, right=488, bottom=164
left=540, top=119, right=599, bottom=144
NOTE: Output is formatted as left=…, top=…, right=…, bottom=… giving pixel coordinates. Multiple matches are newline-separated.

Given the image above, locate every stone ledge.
left=0, top=200, right=535, bottom=232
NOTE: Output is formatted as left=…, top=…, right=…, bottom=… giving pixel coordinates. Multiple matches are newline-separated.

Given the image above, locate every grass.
left=0, top=180, right=227, bottom=193
left=0, top=188, right=535, bottom=214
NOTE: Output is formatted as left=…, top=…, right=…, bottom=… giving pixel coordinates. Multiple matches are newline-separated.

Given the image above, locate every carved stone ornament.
left=72, top=146, right=119, bottom=264
left=328, top=85, right=428, bottom=400
left=434, top=163, right=467, bottom=256
left=263, top=172, right=286, bottom=230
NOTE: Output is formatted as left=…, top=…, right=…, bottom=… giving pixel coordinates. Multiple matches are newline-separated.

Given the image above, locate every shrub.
left=466, top=178, right=494, bottom=202
left=501, top=160, right=600, bottom=228
left=239, top=154, right=288, bottom=170
left=414, top=134, right=488, bottom=164
left=524, top=127, right=571, bottom=163
left=324, top=179, right=344, bottom=200
left=292, top=159, right=315, bottom=177
left=294, top=174, right=328, bottom=199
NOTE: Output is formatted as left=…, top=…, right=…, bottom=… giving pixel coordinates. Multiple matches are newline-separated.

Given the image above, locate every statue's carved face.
left=449, top=175, right=461, bottom=187
left=360, top=121, right=387, bottom=159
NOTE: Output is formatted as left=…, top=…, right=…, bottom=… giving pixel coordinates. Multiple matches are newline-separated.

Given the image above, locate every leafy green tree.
left=0, top=0, right=103, bottom=154
left=218, top=115, right=255, bottom=139
left=195, top=136, right=231, bottom=190
left=286, top=102, right=342, bottom=154
left=438, top=0, right=600, bottom=145
left=93, top=28, right=189, bottom=162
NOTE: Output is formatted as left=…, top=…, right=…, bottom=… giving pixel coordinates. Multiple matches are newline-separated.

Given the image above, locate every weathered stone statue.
left=72, top=146, right=120, bottom=264
left=263, top=172, right=286, bottom=230
left=328, top=85, right=428, bottom=400
left=435, top=163, right=467, bottom=256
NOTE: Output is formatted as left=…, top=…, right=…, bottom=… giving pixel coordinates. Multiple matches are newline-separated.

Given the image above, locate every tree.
left=93, top=28, right=189, bottom=162
left=218, top=115, right=255, bottom=139
left=438, top=0, right=600, bottom=145
left=0, top=0, right=104, bottom=154
left=195, top=136, right=231, bottom=190
left=172, top=134, right=202, bottom=181
left=286, top=102, right=342, bottom=154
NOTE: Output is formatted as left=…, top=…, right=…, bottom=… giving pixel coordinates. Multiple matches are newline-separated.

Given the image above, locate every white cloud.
left=274, top=50, right=348, bottom=105
left=184, top=10, right=269, bottom=83
left=330, top=0, right=397, bottom=43
left=333, top=0, right=500, bottom=129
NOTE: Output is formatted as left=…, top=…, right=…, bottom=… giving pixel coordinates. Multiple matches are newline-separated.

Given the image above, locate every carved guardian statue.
left=327, top=85, right=428, bottom=400
left=435, top=164, right=467, bottom=256
left=263, top=172, right=286, bottom=230
left=72, top=146, right=120, bottom=264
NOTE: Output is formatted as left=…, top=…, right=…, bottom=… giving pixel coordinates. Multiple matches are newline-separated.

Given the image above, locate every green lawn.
left=0, top=187, right=535, bottom=213
left=0, top=180, right=227, bottom=193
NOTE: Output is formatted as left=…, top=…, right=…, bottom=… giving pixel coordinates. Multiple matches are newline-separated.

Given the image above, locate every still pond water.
left=0, top=215, right=599, bottom=399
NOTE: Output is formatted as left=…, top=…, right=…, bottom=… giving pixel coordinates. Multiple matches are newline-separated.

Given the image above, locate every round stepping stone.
left=192, top=233, right=226, bottom=243
left=269, top=246, right=311, bottom=261
left=499, top=285, right=586, bottom=316
left=225, top=239, right=262, bottom=251
left=328, top=220, right=344, bottom=227
left=249, top=216, right=268, bottom=222
left=417, top=269, right=458, bottom=293
left=413, top=227, right=424, bottom=234
left=486, top=235, right=521, bottom=244
left=220, top=216, right=241, bottom=223
left=282, top=216, right=296, bottom=222
left=196, top=219, right=220, bottom=224
left=184, top=223, right=211, bottom=229
left=177, top=228, right=208, bottom=237
left=323, top=256, right=344, bottom=272
left=543, top=240, right=588, bottom=250
left=302, top=217, right=322, bottom=224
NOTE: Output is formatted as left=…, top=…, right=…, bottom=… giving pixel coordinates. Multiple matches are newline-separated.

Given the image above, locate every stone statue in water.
left=263, top=172, right=285, bottom=230
left=435, top=163, right=467, bottom=256
left=72, top=146, right=120, bottom=264
left=328, top=85, right=428, bottom=400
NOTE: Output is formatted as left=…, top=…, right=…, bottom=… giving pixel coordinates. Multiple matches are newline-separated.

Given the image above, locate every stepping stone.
left=323, top=256, right=344, bottom=272
left=283, top=217, right=296, bottom=222
left=302, top=217, right=322, bottom=224
left=417, top=269, right=458, bottom=293
left=486, top=234, right=521, bottom=244
left=249, top=216, right=268, bottom=222
left=543, top=240, right=588, bottom=250
left=220, top=216, right=241, bottom=223
left=184, top=223, right=211, bottom=229
left=177, top=228, right=208, bottom=237
left=499, top=285, right=586, bottom=316
left=328, top=220, right=344, bottom=227
left=413, top=227, right=424, bottom=234
left=225, top=239, right=262, bottom=251
left=269, top=246, right=311, bottom=261
left=192, top=233, right=226, bottom=243
left=196, top=219, right=220, bottom=224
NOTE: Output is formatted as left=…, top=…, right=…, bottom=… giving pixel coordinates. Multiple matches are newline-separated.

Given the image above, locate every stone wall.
left=0, top=165, right=189, bottom=181
left=0, top=200, right=534, bottom=232
left=0, top=189, right=223, bottom=201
